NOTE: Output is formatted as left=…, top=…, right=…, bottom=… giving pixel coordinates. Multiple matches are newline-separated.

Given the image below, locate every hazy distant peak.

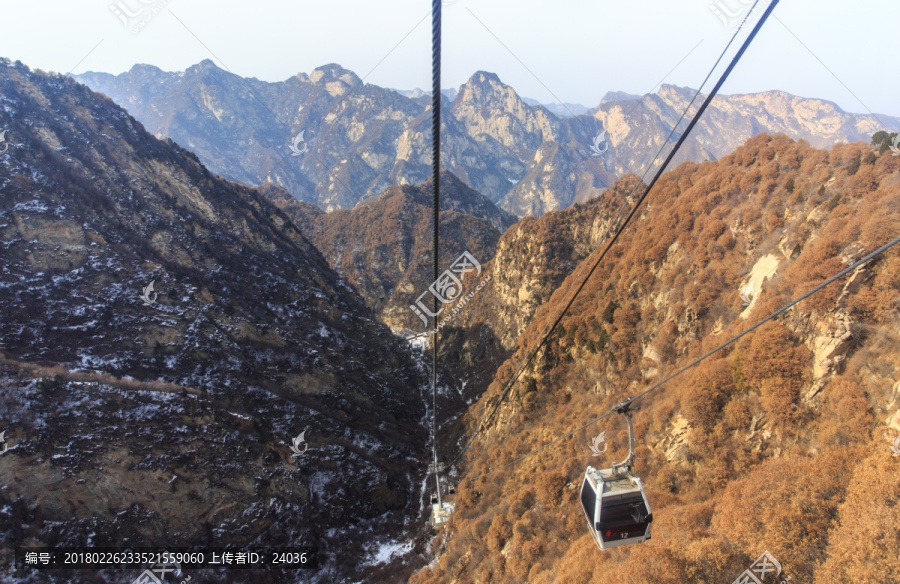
left=309, top=63, right=361, bottom=87
left=523, top=98, right=590, bottom=118
left=183, top=59, right=227, bottom=77
left=127, top=62, right=166, bottom=75
left=600, top=90, right=642, bottom=104
left=457, top=71, right=523, bottom=107
left=656, top=83, right=696, bottom=98
left=392, top=87, right=429, bottom=99
left=196, top=58, right=218, bottom=69
left=468, top=70, right=503, bottom=85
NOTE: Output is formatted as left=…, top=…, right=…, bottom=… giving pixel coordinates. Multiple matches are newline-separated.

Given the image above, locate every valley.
left=1, top=24, right=899, bottom=584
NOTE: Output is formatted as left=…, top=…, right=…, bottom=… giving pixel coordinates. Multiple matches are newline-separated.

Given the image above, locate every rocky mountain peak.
left=127, top=62, right=166, bottom=76
left=656, top=83, right=694, bottom=98
left=309, top=62, right=362, bottom=87
left=456, top=70, right=521, bottom=108
left=469, top=70, right=503, bottom=85
left=186, top=58, right=226, bottom=78
left=600, top=90, right=641, bottom=104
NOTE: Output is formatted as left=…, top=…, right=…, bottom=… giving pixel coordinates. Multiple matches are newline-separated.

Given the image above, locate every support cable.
left=429, top=0, right=443, bottom=510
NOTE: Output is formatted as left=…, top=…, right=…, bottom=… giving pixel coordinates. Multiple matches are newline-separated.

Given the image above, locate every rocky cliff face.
left=0, top=59, right=430, bottom=583
left=453, top=175, right=643, bottom=352
left=76, top=63, right=898, bottom=218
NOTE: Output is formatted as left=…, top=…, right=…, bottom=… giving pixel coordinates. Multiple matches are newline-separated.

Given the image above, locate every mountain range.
left=74, top=62, right=900, bottom=217
left=2, top=52, right=899, bottom=584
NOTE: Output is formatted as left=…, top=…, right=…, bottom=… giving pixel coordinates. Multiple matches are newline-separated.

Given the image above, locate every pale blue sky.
left=0, top=0, right=897, bottom=118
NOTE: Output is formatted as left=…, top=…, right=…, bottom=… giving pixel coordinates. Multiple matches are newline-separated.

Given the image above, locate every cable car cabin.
left=580, top=465, right=652, bottom=550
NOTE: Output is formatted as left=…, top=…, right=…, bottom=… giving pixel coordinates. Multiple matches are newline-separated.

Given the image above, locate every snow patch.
left=12, top=200, right=50, bottom=213
left=363, top=539, right=414, bottom=567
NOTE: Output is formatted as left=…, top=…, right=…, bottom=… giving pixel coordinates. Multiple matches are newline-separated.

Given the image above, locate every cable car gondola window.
left=580, top=478, right=596, bottom=523
left=598, top=492, right=650, bottom=541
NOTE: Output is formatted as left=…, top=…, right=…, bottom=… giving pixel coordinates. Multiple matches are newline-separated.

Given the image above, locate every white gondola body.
left=580, top=465, right=652, bottom=550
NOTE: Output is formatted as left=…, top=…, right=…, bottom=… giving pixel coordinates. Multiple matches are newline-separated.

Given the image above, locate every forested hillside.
left=412, top=134, right=900, bottom=584
left=0, top=59, right=429, bottom=583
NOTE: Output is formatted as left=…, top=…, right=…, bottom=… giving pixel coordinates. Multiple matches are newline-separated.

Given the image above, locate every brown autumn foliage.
left=410, top=135, right=900, bottom=583
left=814, top=445, right=900, bottom=584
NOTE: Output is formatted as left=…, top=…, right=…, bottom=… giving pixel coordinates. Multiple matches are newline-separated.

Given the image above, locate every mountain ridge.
left=264, top=170, right=515, bottom=332
left=74, top=61, right=899, bottom=217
